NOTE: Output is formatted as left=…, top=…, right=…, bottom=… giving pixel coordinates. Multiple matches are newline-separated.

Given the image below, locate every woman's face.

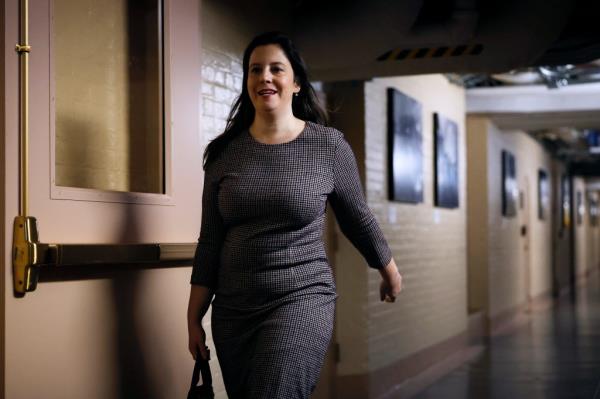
left=247, top=44, right=300, bottom=117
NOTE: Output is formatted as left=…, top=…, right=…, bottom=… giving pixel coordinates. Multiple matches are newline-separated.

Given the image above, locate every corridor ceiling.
left=218, top=0, right=600, bottom=81
left=290, top=0, right=600, bottom=81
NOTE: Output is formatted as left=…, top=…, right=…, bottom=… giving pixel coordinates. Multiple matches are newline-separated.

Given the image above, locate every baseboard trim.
left=529, top=289, right=554, bottom=311
left=467, top=311, right=485, bottom=345
left=487, top=302, right=527, bottom=336
left=487, top=289, right=553, bottom=336
left=335, top=331, right=469, bottom=399
left=372, top=331, right=468, bottom=399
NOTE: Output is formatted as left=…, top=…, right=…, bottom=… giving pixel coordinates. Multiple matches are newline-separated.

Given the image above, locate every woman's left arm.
left=328, top=132, right=403, bottom=302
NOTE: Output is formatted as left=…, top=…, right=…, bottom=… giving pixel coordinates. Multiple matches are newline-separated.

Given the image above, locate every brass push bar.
left=47, top=242, right=196, bottom=265
left=13, top=216, right=195, bottom=295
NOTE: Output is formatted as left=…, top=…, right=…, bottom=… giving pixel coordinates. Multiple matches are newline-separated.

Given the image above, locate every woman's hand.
left=378, top=259, right=403, bottom=303
left=188, top=320, right=209, bottom=361
left=187, top=285, right=214, bottom=361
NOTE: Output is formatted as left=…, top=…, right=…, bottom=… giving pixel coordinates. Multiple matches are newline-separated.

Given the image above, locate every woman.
left=187, top=31, right=402, bottom=398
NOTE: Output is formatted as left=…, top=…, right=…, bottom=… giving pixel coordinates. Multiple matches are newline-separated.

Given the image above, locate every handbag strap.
left=190, top=347, right=213, bottom=390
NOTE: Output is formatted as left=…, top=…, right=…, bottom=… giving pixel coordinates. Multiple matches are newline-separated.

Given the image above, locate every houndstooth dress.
left=191, top=121, right=392, bottom=399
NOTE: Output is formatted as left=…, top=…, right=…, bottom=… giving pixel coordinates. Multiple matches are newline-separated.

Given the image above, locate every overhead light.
left=491, top=70, right=542, bottom=85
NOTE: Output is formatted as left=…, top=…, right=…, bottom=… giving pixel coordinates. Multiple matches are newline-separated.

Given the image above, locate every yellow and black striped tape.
left=377, top=43, right=484, bottom=61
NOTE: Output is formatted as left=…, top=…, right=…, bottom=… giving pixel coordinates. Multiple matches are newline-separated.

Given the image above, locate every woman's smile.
left=257, top=88, right=278, bottom=98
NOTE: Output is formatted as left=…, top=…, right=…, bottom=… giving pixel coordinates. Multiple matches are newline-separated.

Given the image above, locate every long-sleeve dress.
left=191, top=121, right=392, bottom=399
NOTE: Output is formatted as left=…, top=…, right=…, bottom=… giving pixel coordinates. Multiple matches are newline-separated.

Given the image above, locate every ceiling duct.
left=293, top=0, right=482, bottom=71
left=292, top=0, right=576, bottom=81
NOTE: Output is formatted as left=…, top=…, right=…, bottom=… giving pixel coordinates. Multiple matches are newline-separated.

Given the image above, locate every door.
left=4, top=0, right=204, bottom=398
left=520, top=176, right=532, bottom=311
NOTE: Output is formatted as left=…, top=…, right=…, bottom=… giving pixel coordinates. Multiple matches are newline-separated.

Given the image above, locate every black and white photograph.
left=433, top=113, right=459, bottom=208
left=387, top=88, right=423, bottom=203
left=502, top=150, right=517, bottom=217
left=590, top=195, right=599, bottom=227
left=538, top=169, right=549, bottom=220
left=576, top=190, right=584, bottom=225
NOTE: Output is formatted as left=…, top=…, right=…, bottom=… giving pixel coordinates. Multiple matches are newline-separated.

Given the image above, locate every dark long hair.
left=202, top=31, right=329, bottom=170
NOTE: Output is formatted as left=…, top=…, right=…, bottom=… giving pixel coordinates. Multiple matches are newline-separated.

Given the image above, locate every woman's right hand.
left=187, top=285, right=214, bottom=361
left=188, top=321, right=209, bottom=361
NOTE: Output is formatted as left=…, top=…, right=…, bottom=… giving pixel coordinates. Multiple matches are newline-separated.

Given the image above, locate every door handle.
left=13, top=216, right=195, bottom=296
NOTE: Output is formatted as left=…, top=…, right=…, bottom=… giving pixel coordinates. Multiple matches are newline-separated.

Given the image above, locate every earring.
left=294, top=92, right=299, bottom=97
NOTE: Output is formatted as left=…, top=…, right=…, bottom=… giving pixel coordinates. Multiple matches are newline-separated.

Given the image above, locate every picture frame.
left=538, top=169, right=549, bottom=220
left=433, top=113, right=459, bottom=208
left=387, top=88, right=423, bottom=204
left=590, top=194, right=598, bottom=227
left=576, top=190, right=584, bottom=225
left=501, top=150, right=517, bottom=217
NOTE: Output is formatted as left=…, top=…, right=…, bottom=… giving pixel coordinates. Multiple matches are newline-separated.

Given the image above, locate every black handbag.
left=187, top=347, right=215, bottom=399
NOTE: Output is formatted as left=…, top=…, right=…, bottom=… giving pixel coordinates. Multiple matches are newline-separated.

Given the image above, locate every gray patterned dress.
left=191, top=121, right=392, bottom=399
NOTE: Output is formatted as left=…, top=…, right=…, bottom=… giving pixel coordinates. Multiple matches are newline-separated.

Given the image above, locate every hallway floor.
left=411, top=274, right=600, bottom=399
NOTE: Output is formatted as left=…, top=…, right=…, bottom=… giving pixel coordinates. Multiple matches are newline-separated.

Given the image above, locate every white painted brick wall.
left=200, top=47, right=242, bottom=148
left=364, top=75, right=468, bottom=370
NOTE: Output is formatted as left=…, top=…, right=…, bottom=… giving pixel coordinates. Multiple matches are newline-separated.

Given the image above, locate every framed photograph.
left=433, top=113, right=459, bottom=208
left=590, top=194, right=598, bottom=227
left=501, top=150, right=517, bottom=217
left=538, top=169, right=549, bottom=220
left=387, top=88, right=423, bottom=203
left=560, top=175, right=571, bottom=229
left=576, top=191, right=584, bottom=225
